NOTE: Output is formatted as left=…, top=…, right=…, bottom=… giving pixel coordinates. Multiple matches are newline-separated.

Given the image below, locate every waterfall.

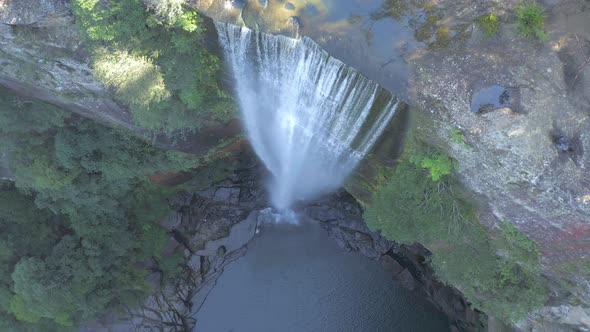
left=216, top=23, right=399, bottom=209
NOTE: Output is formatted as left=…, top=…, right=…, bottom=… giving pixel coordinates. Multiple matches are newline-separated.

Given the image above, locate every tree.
left=144, top=0, right=187, bottom=25
left=93, top=50, right=170, bottom=108
left=0, top=88, right=197, bottom=327
left=0, top=181, right=63, bottom=330
left=71, top=0, right=236, bottom=132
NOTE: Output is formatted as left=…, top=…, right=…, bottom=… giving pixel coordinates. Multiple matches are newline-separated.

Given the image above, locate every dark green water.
left=194, top=221, right=449, bottom=332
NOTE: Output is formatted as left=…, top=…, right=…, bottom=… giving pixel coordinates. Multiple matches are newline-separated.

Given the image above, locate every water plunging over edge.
left=216, top=23, right=399, bottom=210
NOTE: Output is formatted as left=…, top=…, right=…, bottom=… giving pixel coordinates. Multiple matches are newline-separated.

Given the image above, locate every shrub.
left=450, top=127, right=465, bottom=143
left=515, top=1, right=546, bottom=40
left=497, top=220, right=539, bottom=261
left=144, top=0, right=186, bottom=25
left=411, top=151, right=454, bottom=181
left=478, top=13, right=500, bottom=36
left=450, top=127, right=472, bottom=149
left=435, top=26, right=452, bottom=47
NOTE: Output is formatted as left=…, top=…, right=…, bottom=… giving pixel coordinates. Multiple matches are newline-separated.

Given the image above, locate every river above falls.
left=194, top=220, right=449, bottom=332
left=198, top=0, right=429, bottom=99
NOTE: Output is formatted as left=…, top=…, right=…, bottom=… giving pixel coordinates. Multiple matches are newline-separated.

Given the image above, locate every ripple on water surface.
left=194, top=222, right=449, bottom=332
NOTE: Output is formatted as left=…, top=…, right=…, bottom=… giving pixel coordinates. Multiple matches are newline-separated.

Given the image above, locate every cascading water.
left=216, top=23, right=399, bottom=209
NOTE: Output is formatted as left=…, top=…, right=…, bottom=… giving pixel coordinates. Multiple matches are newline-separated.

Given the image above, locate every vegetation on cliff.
left=0, top=88, right=195, bottom=328
left=478, top=13, right=500, bottom=36
left=515, top=1, right=547, bottom=40
left=71, top=0, right=235, bottom=132
left=364, top=131, right=548, bottom=322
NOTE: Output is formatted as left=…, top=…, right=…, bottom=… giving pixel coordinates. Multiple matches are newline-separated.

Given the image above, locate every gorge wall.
left=1, top=0, right=590, bottom=331
left=195, top=1, right=590, bottom=330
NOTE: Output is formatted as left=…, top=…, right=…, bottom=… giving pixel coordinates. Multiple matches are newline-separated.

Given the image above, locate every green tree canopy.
left=0, top=88, right=197, bottom=327
left=364, top=136, right=547, bottom=322
left=71, top=0, right=235, bottom=132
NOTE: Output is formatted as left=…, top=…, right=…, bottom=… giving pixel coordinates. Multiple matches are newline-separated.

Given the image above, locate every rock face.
left=118, top=157, right=268, bottom=331
left=231, top=0, right=247, bottom=10
left=400, top=2, right=590, bottom=330
left=415, top=32, right=590, bottom=266
left=304, top=191, right=392, bottom=259
left=0, top=0, right=67, bottom=25
left=0, top=0, right=136, bottom=130
left=410, top=0, right=590, bottom=317
left=0, top=152, right=11, bottom=180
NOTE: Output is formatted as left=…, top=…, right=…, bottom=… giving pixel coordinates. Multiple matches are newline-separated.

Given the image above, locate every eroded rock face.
left=120, top=158, right=267, bottom=331
left=0, top=152, right=10, bottom=180
left=304, top=191, right=392, bottom=259
left=0, top=0, right=68, bottom=25
left=404, top=1, right=590, bottom=330
left=0, top=0, right=137, bottom=130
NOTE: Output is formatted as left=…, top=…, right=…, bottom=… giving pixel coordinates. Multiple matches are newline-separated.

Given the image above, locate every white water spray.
left=216, top=23, right=399, bottom=209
